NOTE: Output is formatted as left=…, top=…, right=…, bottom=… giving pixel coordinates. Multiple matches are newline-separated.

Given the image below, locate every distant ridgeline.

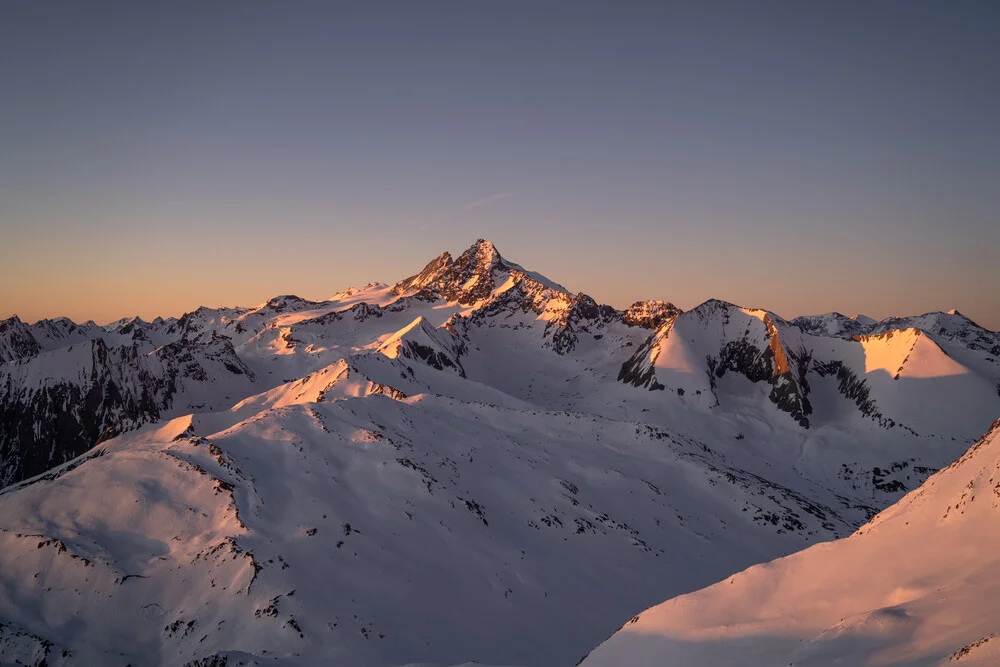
left=4, top=240, right=996, bottom=488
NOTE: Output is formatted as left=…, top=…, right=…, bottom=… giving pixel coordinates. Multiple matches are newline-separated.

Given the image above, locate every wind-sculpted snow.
left=0, top=239, right=998, bottom=666
left=579, top=418, right=1000, bottom=667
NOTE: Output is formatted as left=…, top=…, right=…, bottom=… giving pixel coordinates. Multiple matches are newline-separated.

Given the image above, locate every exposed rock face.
left=0, top=333, right=256, bottom=487
left=0, top=316, right=41, bottom=363
left=0, top=339, right=161, bottom=486
left=392, top=239, right=510, bottom=305
left=394, top=240, right=625, bottom=356
left=545, top=294, right=621, bottom=355
left=812, top=359, right=886, bottom=424
left=791, top=312, right=871, bottom=339
left=618, top=325, right=668, bottom=391
left=377, top=317, right=467, bottom=377
left=701, top=311, right=811, bottom=428
left=623, top=300, right=682, bottom=329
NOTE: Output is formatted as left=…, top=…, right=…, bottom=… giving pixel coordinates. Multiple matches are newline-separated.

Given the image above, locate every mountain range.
left=0, top=239, right=997, bottom=666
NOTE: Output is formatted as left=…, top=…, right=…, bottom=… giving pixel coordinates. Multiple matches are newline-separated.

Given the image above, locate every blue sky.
left=2, top=1, right=998, bottom=327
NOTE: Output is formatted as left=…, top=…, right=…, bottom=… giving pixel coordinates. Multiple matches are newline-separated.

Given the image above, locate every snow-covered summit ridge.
left=794, top=308, right=999, bottom=353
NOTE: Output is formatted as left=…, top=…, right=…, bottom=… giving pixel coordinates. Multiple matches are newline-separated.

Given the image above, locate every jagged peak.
left=463, top=238, right=504, bottom=266
left=451, top=239, right=509, bottom=279
left=392, top=239, right=569, bottom=306
left=105, top=316, right=149, bottom=336
left=34, top=316, right=85, bottom=330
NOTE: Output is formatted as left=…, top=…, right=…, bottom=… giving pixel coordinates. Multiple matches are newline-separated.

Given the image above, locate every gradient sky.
left=2, top=1, right=999, bottom=329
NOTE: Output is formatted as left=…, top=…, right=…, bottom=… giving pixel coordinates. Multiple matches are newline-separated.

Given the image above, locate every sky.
left=2, top=1, right=999, bottom=329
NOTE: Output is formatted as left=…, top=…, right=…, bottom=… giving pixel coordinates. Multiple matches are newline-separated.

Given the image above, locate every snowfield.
left=580, top=418, right=1000, bottom=667
left=0, top=240, right=997, bottom=666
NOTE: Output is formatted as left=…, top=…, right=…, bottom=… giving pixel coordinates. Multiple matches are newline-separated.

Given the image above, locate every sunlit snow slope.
left=580, top=418, right=1000, bottom=667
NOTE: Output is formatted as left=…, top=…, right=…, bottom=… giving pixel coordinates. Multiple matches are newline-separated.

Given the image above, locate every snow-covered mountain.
left=0, top=239, right=997, bottom=666
left=579, top=417, right=1000, bottom=667
left=622, top=300, right=999, bottom=437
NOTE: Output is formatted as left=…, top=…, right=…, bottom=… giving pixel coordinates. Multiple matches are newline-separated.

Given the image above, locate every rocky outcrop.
left=0, top=333, right=256, bottom=487
left=622, top=300, right=681, bottom=329
left=378, top=317, right=467, bottom=377
left=0, top=316, right=41, bottom=363
left=544, top=294, right=620, bottom=355
left=392, top=240, right=509, bottom=305
left=0, top=339, right=162, bottom=486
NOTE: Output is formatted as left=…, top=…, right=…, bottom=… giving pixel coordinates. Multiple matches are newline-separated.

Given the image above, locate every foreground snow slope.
left=581, top=417, right=1000, bottom=667
left=0, top=370, right=864, bottom=666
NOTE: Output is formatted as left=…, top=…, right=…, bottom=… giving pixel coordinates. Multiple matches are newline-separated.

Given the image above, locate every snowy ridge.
left=0, top=364, right=863, bottom=666
left=622, top=300, right=999, bottom=437
left=579, top=418, right=1000, bottom=667
left=376, top=317, right=467, bottom=376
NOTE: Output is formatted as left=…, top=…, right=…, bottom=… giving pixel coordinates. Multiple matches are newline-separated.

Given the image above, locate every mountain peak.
left=471, top=237, right=500, bottom=253
left=459, top=239, right=505, bottom=270
left=392, top=239, right=563, bottom=305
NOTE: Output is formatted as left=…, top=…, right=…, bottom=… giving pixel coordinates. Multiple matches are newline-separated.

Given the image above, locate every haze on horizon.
left=2, top=2, right=998, bottom=330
